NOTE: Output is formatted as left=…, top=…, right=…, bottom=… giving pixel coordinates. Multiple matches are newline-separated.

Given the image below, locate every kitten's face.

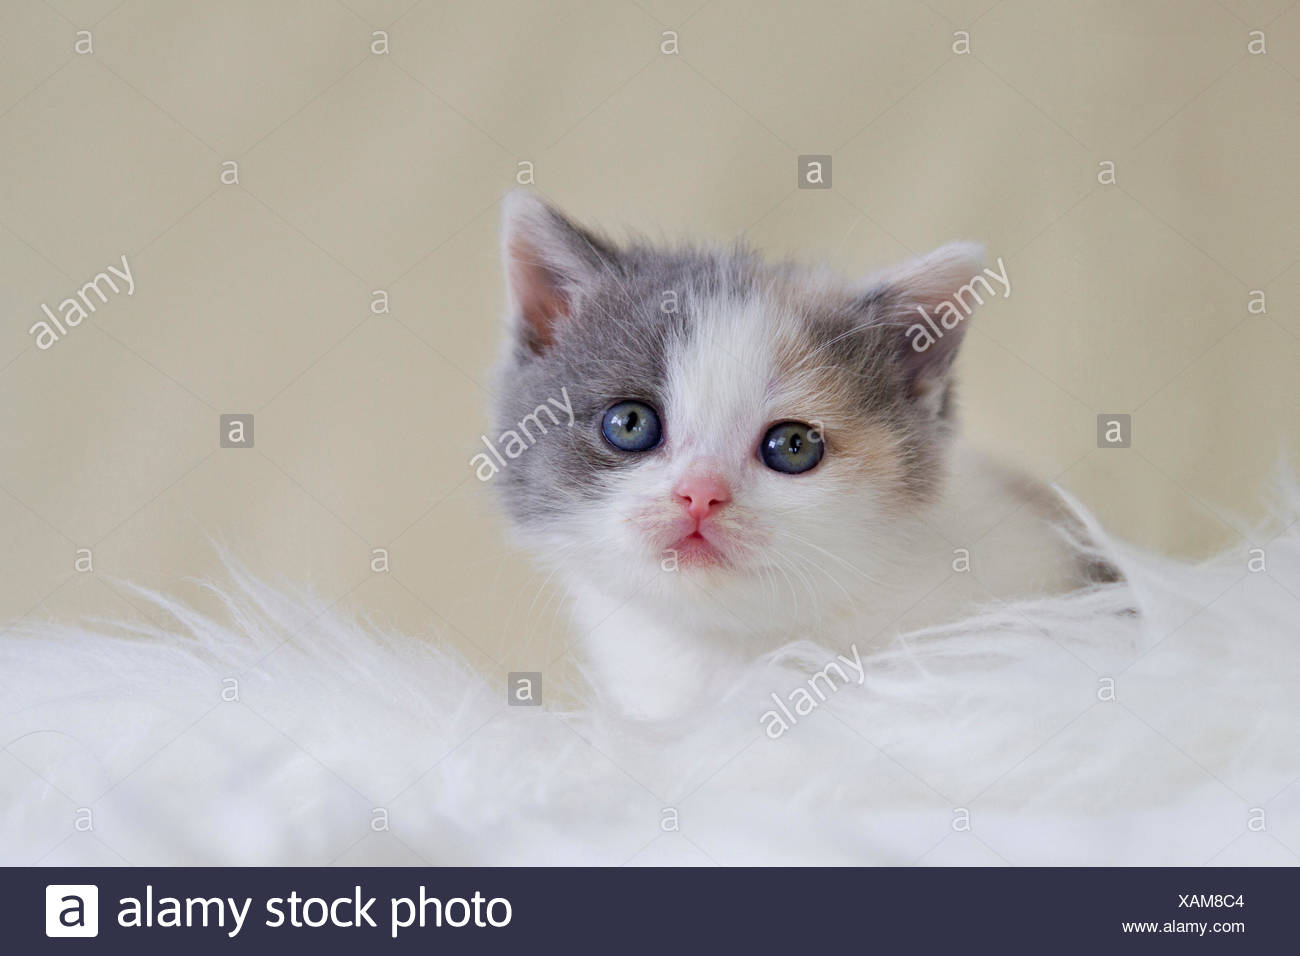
left=490, top=193, right=984, bottom=625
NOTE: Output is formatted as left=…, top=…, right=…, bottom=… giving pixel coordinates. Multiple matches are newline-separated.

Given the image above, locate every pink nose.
left=674, top=473, right=732, bottom=521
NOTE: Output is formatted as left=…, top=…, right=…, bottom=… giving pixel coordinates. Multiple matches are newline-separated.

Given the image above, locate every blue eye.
left=760, top=421, right=824, bottom=474
left=602, top=401, right=662, bottom=452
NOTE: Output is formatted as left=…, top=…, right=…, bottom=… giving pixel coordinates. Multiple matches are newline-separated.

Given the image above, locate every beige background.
left=2, top=0, right=1298, bottom=683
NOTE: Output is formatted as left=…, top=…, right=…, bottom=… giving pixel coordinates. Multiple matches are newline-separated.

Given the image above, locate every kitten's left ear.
left=859, top=241, right=991, bottom=409
left=501, top=190, right=619, bottom=356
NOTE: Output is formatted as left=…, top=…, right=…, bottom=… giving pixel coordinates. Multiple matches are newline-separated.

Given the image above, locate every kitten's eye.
left=760, top=421, right=824, bottom=474
left=601, top=400, right=662, bottom=452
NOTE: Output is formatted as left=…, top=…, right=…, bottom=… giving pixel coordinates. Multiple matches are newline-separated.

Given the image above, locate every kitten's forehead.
left=664, top=272, right=862, bottom=444
left=665, top=293, right=794, bottom=455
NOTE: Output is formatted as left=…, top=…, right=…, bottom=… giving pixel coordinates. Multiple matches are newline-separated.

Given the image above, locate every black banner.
left=9, top=867, right=1294, bottom=952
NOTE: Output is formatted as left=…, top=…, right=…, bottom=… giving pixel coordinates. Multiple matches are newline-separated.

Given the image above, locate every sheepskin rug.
left=4, top=487, right=1299, bottom=867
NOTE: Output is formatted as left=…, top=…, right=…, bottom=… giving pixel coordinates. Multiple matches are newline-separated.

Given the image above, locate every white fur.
left=3, top=482, right=1298, bottom=865
left=568, top=436, right=1092, bottom=719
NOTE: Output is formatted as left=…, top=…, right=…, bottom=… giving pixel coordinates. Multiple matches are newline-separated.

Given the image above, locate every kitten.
left=491, top=192, right=1104, bottom=720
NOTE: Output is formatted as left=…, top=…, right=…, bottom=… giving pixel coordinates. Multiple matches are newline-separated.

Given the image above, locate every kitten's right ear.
left=857, top=241, right=987, bottom=411
left=501, top=191, right=617, bottom=355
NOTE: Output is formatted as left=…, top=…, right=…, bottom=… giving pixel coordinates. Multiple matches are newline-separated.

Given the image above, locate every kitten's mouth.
left=670, top=529, right=728, bottom=568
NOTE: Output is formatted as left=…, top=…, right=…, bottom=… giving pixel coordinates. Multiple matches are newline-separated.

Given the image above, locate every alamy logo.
left=45, top=884, right=99, bottom=938
left=470, top=387, right=575, bottom=481
left=904, top=258, right=1010, bottom=353
left=760, top=645, right=866, bottom=738
left=30, top=255, right=135, bottom=350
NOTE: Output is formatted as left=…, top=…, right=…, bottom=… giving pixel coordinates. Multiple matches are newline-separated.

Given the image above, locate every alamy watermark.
left=470, top=387, right=574, bottom=481
left=30, top=254, right=135, bottom=350
left=904, top=257, right=1010, bottom=353
left=760, top=644, right=865, bottom=739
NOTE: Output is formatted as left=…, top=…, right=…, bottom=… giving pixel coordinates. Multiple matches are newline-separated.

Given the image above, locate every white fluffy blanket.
left=4, top=489, right=1299, bottom=866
